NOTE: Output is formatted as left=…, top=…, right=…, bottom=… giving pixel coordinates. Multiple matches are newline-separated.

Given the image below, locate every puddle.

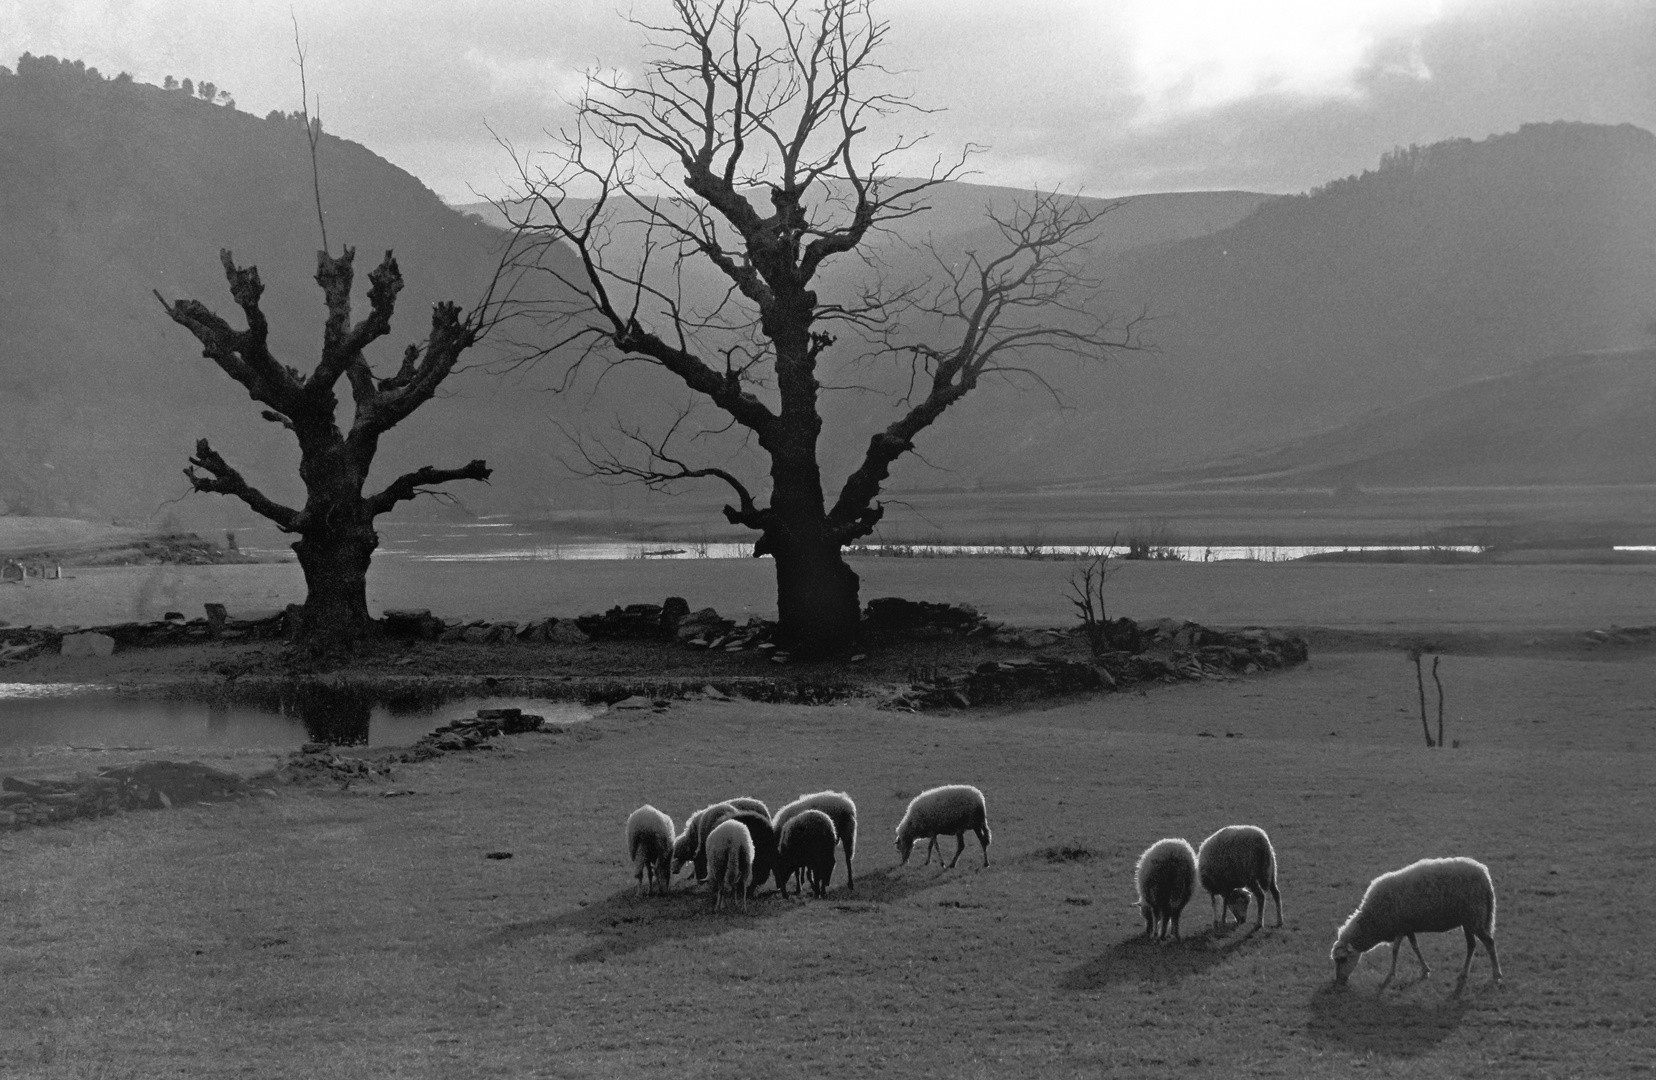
left=0, top=683, right=594, bottom=750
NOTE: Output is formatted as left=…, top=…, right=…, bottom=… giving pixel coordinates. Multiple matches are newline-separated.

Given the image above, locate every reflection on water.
left=0, top=684, right=593, bottom=750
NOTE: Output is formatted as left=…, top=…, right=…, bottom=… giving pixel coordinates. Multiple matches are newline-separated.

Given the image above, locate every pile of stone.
left=0, top=761, right=255, bottom=828
left=863, top=597, right=985, bottom=632
left=0, top=608, right=288, bottom=662
left=890, top=618, right=1309, bottom=710
left=574, top=598, right=692, bottom=640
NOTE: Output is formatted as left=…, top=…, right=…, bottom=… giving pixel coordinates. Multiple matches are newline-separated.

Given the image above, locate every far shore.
left=3, top=556, right=1651, bottom=638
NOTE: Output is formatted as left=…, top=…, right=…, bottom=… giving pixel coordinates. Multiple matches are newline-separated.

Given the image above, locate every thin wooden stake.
left=1432, top=655, right=1445, bottom=749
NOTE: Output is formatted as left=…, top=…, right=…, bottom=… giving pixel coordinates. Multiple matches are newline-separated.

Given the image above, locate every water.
left=236, top=520, right=1494, bottom=565
left=0, top=683, right=594, bottom=751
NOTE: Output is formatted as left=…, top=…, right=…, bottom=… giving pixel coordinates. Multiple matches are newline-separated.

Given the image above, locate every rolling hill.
left=1149, top=348, right=1656, bottom=489
left=3, top=53, right=1654, bottom=534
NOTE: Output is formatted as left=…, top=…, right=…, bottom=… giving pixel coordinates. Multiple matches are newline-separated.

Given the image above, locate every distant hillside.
left=1150, top=349, right=1656, bottom=488
left=0, top=53, right=578, bottom=525
left=900, top=122, right=1656, bottom=488
left=4, top=54, right=1653, bottom=530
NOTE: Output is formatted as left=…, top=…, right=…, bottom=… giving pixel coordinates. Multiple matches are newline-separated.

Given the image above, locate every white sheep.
left=1331, top=856, right=1503, bottom=994
left=669, top=801, right=739, bottom=880
left=893, top=784, right=991, bottom=869
left=625, top=804, right=675, bottom=897
left=1136, top=837, right=1197, bottom=941
left=772, top=790, right=858, bottom=890
left=705, top=818, right=754, bottom=913
left=775, top=809, right=839, bottom=898
left=1196, top=825, right=1283, bottom=930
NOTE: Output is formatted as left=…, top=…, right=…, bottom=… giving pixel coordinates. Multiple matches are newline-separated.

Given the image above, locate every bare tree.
left=504, top=0, right=1143, bottom=653
left=154, top=248, right=495, bottom=654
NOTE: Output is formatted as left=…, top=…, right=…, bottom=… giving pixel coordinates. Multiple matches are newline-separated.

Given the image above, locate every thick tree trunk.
left=291, top=519, right=377, bottom=654
left=771, top=534, right=862, bottom=655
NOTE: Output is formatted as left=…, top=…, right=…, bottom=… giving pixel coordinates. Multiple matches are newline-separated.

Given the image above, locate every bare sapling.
left=1408, top=648, right=1435, bottom=747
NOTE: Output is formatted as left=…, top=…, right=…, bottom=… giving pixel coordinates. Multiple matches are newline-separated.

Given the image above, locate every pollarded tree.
left=506, top=0, right=1142, bottom=654
left=154, top=248, right=493, bottom=654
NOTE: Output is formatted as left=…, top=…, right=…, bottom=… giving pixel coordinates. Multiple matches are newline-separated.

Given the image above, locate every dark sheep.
left=1135, top=837, right=1197, bottom=942
left=775, top=809, right=838, bottom=898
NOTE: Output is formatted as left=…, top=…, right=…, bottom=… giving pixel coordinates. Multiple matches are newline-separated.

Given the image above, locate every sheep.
left=774, top=809, right=839, bottom=898
left=726, top=796, right=770, bottom=819
left=1331, top=856, right=1503, bottom=994
left=893, top=784, right=991, bottom=869
left=705, top=818, right=754, bottom=913
left=772, top=790, right=858, bottom=891
left=727, top=810, right=779, bottom=898
left=1135, top=838, right=1197, bottom=941
left=669, top=801, right=739, bottom=881
left=1196, top=825, right=1283, bottom=931
left=625, top=804, right=676, bottom=897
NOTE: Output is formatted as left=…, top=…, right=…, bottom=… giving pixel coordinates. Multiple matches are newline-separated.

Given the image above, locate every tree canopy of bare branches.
left=155, top=247, right=497, bottom=652
left=503, top=0, right=1144, bottom=653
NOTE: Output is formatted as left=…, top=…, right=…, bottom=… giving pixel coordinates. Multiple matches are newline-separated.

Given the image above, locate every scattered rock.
left=59, top=631, right=116, bottom=658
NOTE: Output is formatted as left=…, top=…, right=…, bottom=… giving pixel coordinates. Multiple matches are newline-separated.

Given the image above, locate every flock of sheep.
left=627, top=785, right=1504, bottom=993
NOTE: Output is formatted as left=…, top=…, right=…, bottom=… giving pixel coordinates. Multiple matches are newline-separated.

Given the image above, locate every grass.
left=2, top=647, right=1652, bottom=1077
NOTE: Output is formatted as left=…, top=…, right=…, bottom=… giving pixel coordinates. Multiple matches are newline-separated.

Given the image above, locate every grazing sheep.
left=893, top=784, right=991, bottom=869
left=1196, top=825, right=1283, bottom=931
left=1331, top=856, right=1503, bottom=994
left=1136, top=838, right=1198, bottom=941
left=772, top=791, right=858, bottom=891
left=725, top=796, right=770, bottom=819
left=705, top=818, right=754, bottom=913
left=775, top=809, right=839, bottom=898
left=728, top=810, right=779, bottom=898
left=669, top=801, right=739, bottom=880
left=625, top=804, right=676, bottom=897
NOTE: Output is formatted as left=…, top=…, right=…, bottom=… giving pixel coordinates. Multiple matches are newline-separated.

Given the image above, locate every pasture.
left=1, top=644, right=1651, bottom=1077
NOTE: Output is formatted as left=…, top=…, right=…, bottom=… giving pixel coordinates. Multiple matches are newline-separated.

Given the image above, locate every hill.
left=0, top=54, right=580, bottom=526
left=1149, top=348, right=1656, bottom=489
left=897, top=122, right=1656, bottom=489
left=3, top=54, right=1653, bottom=530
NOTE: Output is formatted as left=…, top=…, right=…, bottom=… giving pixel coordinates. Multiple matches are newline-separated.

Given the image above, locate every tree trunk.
left=771, top=534, right=862, bottom=655
left=291, top=519, right=377, bottom=654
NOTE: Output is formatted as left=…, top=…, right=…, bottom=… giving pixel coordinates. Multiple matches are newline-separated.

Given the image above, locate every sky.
left=2, top=0, right=1651, bottom=203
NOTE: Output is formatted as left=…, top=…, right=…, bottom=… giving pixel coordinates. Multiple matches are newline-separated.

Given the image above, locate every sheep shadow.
left=1061, top=923, right=1269, bottom=990
left=482, top=865, right=951, bottom=963
left=1305, top=981, right=1471, bottom=1056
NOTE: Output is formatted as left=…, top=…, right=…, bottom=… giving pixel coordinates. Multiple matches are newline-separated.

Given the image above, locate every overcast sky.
left=3, top=0, right=1651, bottom=203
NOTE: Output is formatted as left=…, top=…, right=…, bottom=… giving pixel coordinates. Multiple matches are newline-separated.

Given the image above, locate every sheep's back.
left=1137, top=838, right=1197, bottom=908
left=774, top=791, right=857, bottom=851
left=1345, top=857, right=1496, bottom=944
left=1196, top=825, right=1275, bottom=894
left=626, top=805, right=674, bottom=862
left=897, top=784, right=985, bottom=838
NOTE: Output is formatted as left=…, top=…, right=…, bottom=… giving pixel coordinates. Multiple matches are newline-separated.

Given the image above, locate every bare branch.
left=364, top=459, right=492, bottom=517
left=183, top=438, right=302, bottom=531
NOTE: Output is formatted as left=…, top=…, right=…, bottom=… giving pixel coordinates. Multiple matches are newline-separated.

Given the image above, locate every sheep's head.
left=894, top=833, right=914, bottom=865
left=1226, top=890, right=1251, bottom=924
left=1331, top=940, right=1362, bottom=984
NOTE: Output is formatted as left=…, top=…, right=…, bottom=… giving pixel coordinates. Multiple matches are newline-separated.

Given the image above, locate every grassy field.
left=2, top=644, right=1653, bottom=1077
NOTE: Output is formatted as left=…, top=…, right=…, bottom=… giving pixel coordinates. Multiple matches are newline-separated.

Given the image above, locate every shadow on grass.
left=1061, top=923, right=1269, bottom=990
left=1304, top=981, right=1470, bottom=1056
left=482, top=864, right=953, bottom=963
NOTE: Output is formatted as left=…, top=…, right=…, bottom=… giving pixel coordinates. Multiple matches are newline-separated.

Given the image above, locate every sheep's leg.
left=1211, top=893, right=1223, bottom=930
left=1251, top=886, right=1267, bottom=929
left=1268, top=882, right=1283, bottom=927
left=1407, top=933, right=1431, bottom=981
left=922, top=836, right=939, bottom=866
left=1477, top=930, right=1503, bottom=986
left=948, top=832, right=967, bottom=869
left=1379, top=939, right=1403, bottom=991
left=1170, top=909, right=1182, bottom=941
left=844, top=840, right=855, bottom=891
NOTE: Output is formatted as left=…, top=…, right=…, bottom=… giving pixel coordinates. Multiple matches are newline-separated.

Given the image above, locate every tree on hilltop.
left=154, top=248, right=502, bottom=654
left=503, top=0, right=1144, bottom=654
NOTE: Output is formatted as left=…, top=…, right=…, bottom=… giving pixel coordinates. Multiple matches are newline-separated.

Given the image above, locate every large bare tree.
left=155, top=248, right=494, bottom=653
left=506, top=0, right=1142, bottom=653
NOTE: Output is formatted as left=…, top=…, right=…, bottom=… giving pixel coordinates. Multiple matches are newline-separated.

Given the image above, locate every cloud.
left=1126, top=0, right=1445, bottom=125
